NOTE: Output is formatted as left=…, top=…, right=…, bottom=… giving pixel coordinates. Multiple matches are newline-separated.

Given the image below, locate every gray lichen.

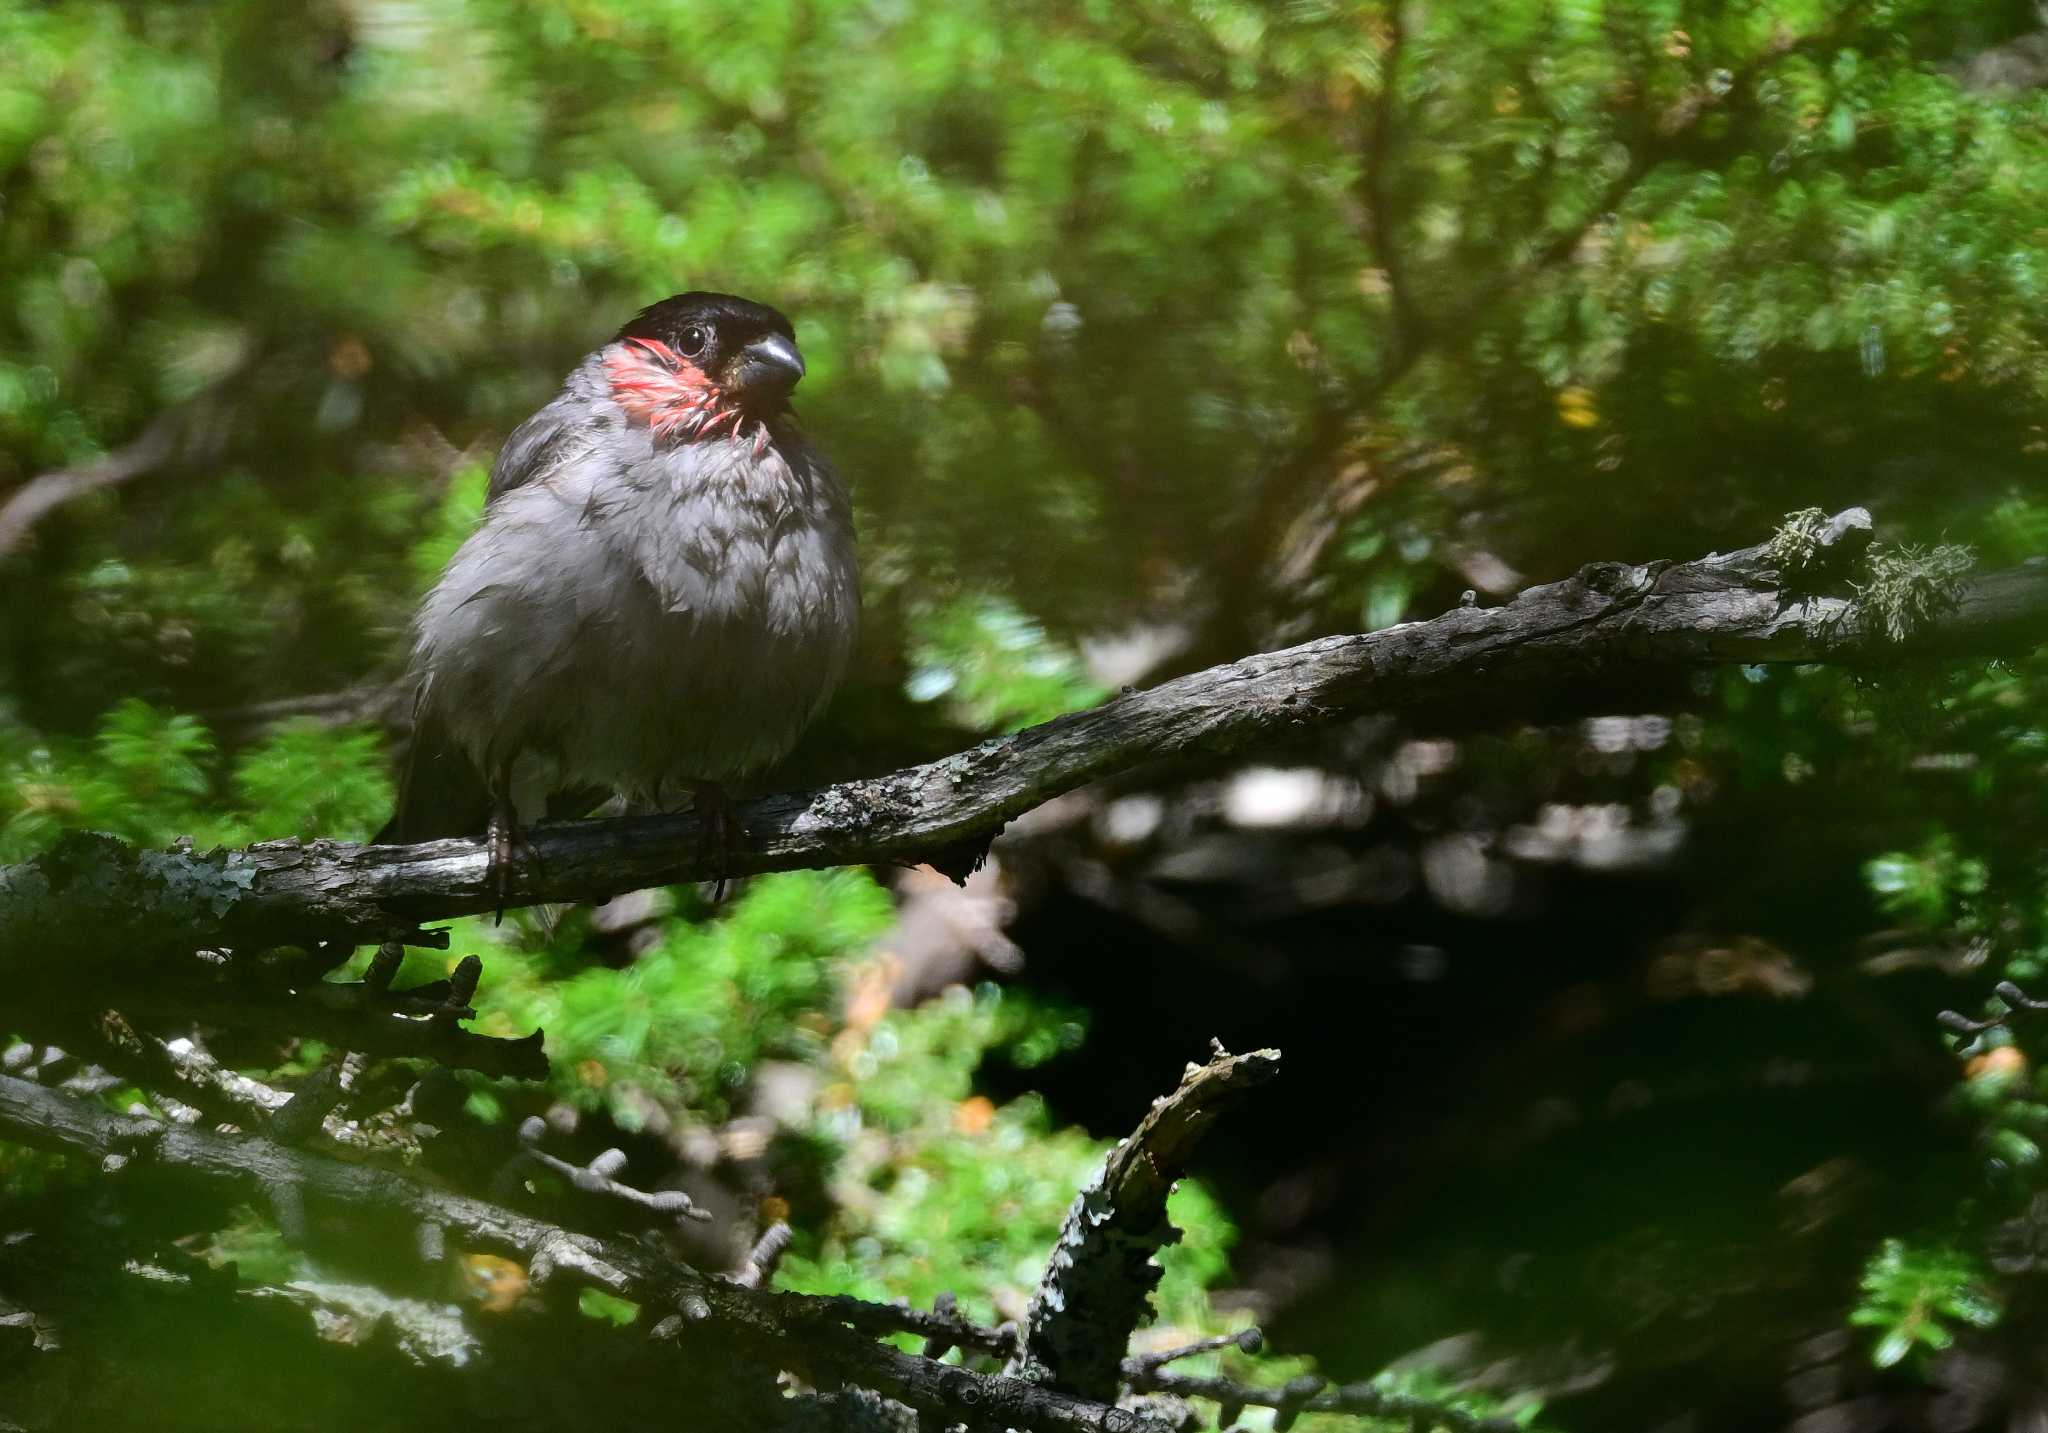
left=1012, top=1157, right=1174, bottom=1393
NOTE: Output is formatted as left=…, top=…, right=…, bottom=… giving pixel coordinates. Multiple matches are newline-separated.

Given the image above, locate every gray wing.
left=376, top=691, right=607, bottom=842
left=486, top=393, right=584, bottom=503
left=376, top=694, right=492, bottom=843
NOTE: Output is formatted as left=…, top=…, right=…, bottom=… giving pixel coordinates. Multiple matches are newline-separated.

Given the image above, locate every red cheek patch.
left=604, top=338, right=743, bottom=443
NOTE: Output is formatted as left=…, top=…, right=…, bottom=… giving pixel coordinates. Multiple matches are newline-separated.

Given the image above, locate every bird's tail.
left=376, top=704, right=493, bottom=844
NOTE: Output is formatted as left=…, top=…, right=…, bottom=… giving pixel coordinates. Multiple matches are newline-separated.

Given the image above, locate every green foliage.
left=831, top=981, right=1087, bottom=1135
left=577, top=1289, right=641, bottom=1326
left=1981, top=490, right=2048, bottom=566
left=906, top=594, right=1110, bottom=731
left=785, top=1086, right=1106, bottom=1326
left=85, top=698, right=214, bottom=842
left=229, top=720, right=396, bottom=841
left=1333, top=522, right=1442, bottom=633
left=1864, top=833, right=1988, bottom=927
left=0, top=1141, right=77, bottom=1201
left=1847, top=652, right=2048, bottom=1386
left=782, top=984, right=1212, bottom=1332
left=193, top=1207, right=305, bottom=1287
left=468, top=870, right=894, bottom=1125
left=408, top=465, right=490, bottom=593
left=7, top=0, right=2038, bottom=729
left=0, top=702, right=391, bottom=858
left=6, top=0, right=2048, bottom=1422
left=1849, top=1239, right=2000, bottom=1369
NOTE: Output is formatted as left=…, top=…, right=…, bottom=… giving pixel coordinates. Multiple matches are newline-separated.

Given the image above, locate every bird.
left=378, top=292, right=860, bottom=901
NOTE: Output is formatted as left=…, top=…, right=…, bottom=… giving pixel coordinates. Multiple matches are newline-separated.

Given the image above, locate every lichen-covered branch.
left=0, top=1070, right=1133, bottom=1433
left=1, top=511, right=2039, bottom=979
left=37, top=1010, right=292, bottom=1131
left=512, top=1114, right=710, bottom=1224
left=1010, top=1043, right=1282, bottom=1399
left=0, top=1040, right=1521, bottom=1432
left=0, top=1069, right=1181, bottom=1433
left=20, top=934, right=547, bottom=1082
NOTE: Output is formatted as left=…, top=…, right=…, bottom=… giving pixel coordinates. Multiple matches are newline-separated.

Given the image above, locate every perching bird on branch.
left=378, top=293, right=860, bottom=896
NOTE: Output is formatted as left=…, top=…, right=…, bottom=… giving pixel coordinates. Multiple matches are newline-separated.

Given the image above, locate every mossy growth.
left=1766, top=507, right=1832, bottom=576
left=1765, top=508, right=1975, bottom=646
left=1853, top=543, right=1977, bottom=644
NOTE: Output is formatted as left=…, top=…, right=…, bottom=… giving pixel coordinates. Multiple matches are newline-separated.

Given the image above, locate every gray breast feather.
left=409, top=416, right=858, bottom=802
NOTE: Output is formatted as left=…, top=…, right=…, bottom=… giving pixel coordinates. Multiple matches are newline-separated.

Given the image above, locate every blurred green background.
left=5, top=0, right=2048, bottom=1428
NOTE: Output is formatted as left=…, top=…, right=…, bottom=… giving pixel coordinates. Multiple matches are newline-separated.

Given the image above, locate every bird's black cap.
left=616, top=292, right=796, bottom=349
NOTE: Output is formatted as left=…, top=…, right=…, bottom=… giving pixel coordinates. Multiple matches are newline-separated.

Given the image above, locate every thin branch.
left=1124, top=1325, right=1264, bottom=1375
left=1940, top=980, right=2048, bottom=1036
left=731, top=1220, right=795, bottom=1288
left=0, top=1040, right=1479, bottom=1431
left=1126, top=1365, right=1521, bottom=1433
left=515, top=1115, right=710, bottom=1224
left=0, top=410, right=184, bottom=560
left=161, top=989, right=545, bottom=1079
left=914, top=1289, right=971, bottom=1433
left=0, top=512, right=2040, bottom=971
left=769, top=1290, right=1016, bottom=1360
left=202, top=683, right=407, bottom=732
left=42, top=1011, right=290, bottom=1131
left=260, top=1056, right=352, bottom=1145
left=790, top=1327, right=1178, bottom=1433
left=97, top=944, right=549, bottom=1080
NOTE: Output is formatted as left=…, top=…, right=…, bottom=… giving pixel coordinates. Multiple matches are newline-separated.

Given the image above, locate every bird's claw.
left=689, top=782, right=742, bottom=902
left=485, top=804, right=541, bottom=924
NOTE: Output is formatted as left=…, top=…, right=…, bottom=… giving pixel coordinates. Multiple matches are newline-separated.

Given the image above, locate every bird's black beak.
left=731, top=333, right=806, bottom=406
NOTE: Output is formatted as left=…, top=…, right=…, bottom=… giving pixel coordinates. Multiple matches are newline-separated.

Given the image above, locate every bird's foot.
left=485, top=800, right=542, bottom=925
left=688, top=781, right=742, bottom=902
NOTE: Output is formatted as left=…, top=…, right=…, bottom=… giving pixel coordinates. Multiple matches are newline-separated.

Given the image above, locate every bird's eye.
left=678, top=325, right=710, bottom=358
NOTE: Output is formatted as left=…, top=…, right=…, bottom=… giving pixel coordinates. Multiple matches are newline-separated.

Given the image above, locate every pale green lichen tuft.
left=1853, top=542, right=1977, bottom=643
left=1766, top=507, right=1831, bottom=575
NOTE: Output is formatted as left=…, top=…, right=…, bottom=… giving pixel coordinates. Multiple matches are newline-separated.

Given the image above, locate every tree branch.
left=43, top=1010, right=293, bottom=1132
left=0, top=511, right=2039, bottom=973
left=0, top=410, right=184, bottom=561
left=0, top=1034, right=1522, bottom=1432
left=0, top=1062, right=1249, bottom=1433
left=34, top=938, right=551, bottom=1081
left=1125, top=1365, right=1519, bottom=1433
left=1010, top=1042, right=1282, bottom=1399
left=202, top=682, right=407, bottom=732
left=1357, top=5, right=1421, bottom=351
